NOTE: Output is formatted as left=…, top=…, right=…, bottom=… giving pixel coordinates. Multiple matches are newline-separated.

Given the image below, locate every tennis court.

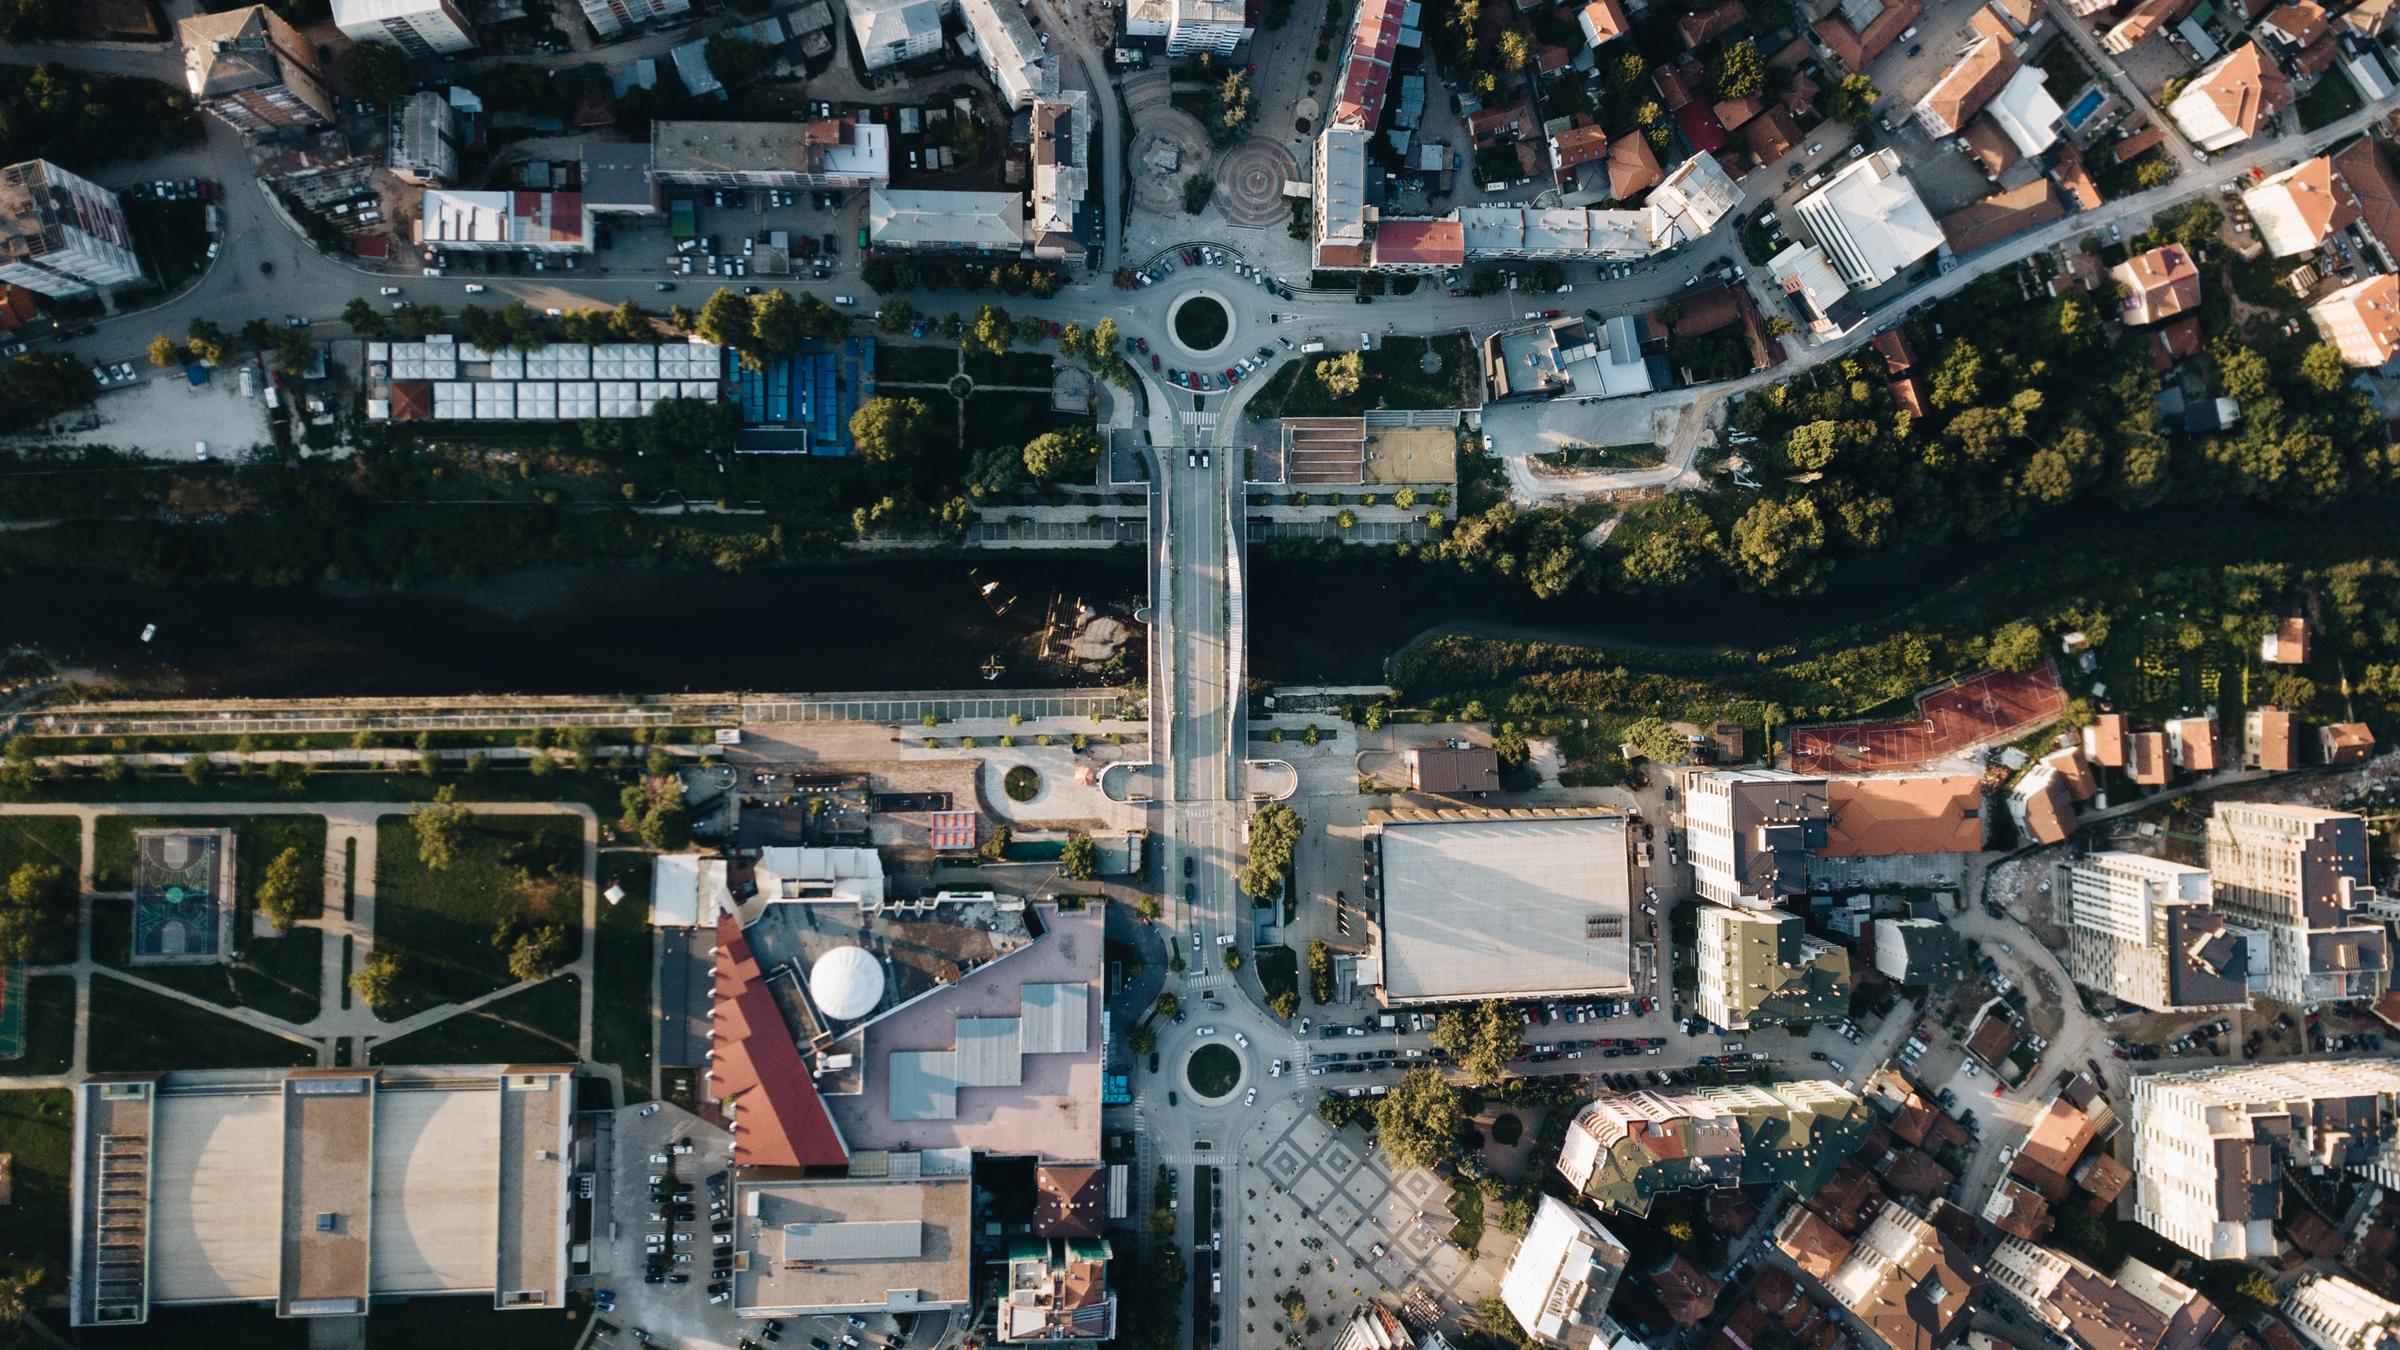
left=130, top=829, right=234, bottom=964
left=1792, top=665, right=2068, bottom=774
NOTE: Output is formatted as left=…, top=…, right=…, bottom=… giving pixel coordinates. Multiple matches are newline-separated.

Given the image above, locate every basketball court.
left=131, top=828, right=235, bottom=965
left=1791, top=665, right=2068, bottom=775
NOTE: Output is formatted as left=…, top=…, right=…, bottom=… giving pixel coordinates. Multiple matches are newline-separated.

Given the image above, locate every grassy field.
left=2, top=768, right=627, bottom=818
left=1252, top=335, right=1478, bottom=418
left=1255, top=944, right=1299, bottom=1015
left=875, top=343, right=961, bottom=383
left=2099, top=613, right=2250, bottom=722
left=85, top=974, right=316, bottom=1073
left=93, top=812, right=327, bottom=920
left=370, top=975, right=582, bottom=1066
left=0, top=1089, right=73, bottom=1313
left=2297, top=69, right=2363, bottom=130
left=0, top=975, right=77, bottom=1077
left=0, top=814, right=83, bottom=964
left=592, top=851, right=655, bottom=1102
left=964, top=349, right=1058, bottom=386
left=374, top=814, right=585, bottom=1017
left=91, top=898, right=323, bottom=1024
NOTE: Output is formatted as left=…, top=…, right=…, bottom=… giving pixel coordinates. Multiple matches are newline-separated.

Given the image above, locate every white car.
left=638, top=1104, right=661, bottom=1117
left=1270, top=1060, right=1283, bottom=1077
left=379, top=286, right=401, bottom=296
left=1244, top=1087, right=1257, bottom=1105
left=545, top=307, right=564, bottom=316
left=834, top=294, right=857, bottom=306
left=1197, top=1026, right=1217, bottom=1037
left=464, top=283, right=487, bottom=293
left=1234, top=1032, right=1249, bottom=1048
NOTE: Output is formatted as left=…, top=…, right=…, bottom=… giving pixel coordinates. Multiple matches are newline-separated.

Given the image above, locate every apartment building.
left=651, top=119, right=892, bottom=191
left=1498, top=1196, right=1630, bottom=1348
left=178, top=5, right=335, bottom=137
left=2205, top=802, right=2388, bottom=1004
left=1792, top=148, right=1944, bottom=289
left=1695, top=908, right=1851, bottom=1032
left=1558, top=1080, right=1869, bottom=1216
left=0, top=160, right=142, bottom=299
left=2309, top=273, right=2400, bottom=369
left=1684, top=768, right=1829, bottom=909
left=332, top=0, right=478, bottom=55
left=580, top=0, right=693, bottom=41
left=2064, top=852, right=2249, bottom=1013
left=388, top=91, right=461, bottom=186
left=1985, top=1242, right=2224, bottom=1350
left=2286, top=1273, right=2400, bottom=1350
left=2129, top=1060, right=2400, bottom=1260
left=1123, top=0, right=1255, bottom=55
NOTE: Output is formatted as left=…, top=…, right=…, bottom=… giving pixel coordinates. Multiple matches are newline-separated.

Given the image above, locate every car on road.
left=1197, top=1026, right=1217, bottom=1037
left=1244, top=1087, right=1257, bottom=1105
left=1184, top=855, right=1194, bottom=877
left=1234, top=1032, right=1249, bottom=1048
left=1151, top=353, right=1162, bottom=370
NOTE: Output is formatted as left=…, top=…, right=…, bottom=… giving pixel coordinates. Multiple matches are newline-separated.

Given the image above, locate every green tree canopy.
left=849, top=395, right=937, bottom=466
left=0, top=862, right=72, bottom=965
left=1315, top=351, right=1365, bottom=398
left=410, top=784, right=473, bottom=871
left=1712, top=40, right=1765, bottom=98
left=1374, top=1066, right=1464, bottom=1170
left=1023, top=426, right=1101, bottom=482
left=1431, top=999, right=1522, bottom=1083
left=339, top=41, right=414, bottom=104
left=255, top=846, right=309, bottom=932
left=696, top=288, right=756, bottom=352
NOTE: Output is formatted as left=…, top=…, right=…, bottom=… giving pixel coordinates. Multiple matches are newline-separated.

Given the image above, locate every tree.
left=339, top=41, right=413, bottom=104
left=695, top=288, right=756, bottom=352
left=878, top=297, right=918, bottom=334
left=1130, top=1023, right=1157, bottom=1055
left=1268, top=990, right=1300, bottom=1018
left=505, top=923, right=569, bottom=982
left=1183, top=173, right=1216, bottom=214
left=1374, top=1066, right=1464, bottom=1170
left=410, top=784, right=473, bottom=871
left=1023, top=426, right=1100, bottom=481
left=1157, top=991, right=1182, bottom=1018
left=1213, top=68, right=1254, bottom=138
left=619, top=778, right=691, bottom=851
left=341, top=296, right=387, bottom=337
left=1493, top=722, right=1529, bottom=769
left=969, top=303, right=1014, bottom=355
left=1619, top=715, right=1689, bottom=765
left=0, top=862, right=71, bottom=965
left=256, top=846, right=309, bottom=932
left=1315, top=351, right=1365, bottom=398
left=2134, top=158, right=2173, bottom=189
left=1823, top=72, right=1879, bottom=124
left=1783, top=418, right=1842, bottom=471
left=1060, top=833, right=1099, bottom=881
left=1431, top=999, right=1523, bottom=1083
left=2300, top=343, right=2349, bottom=395
left=1712, top=39, right=1765, bottom=98
left=0, top=351, right=94, bottom=423
left=704, top=34, right=778, bottom=85
left=850, top=396, right=935, bottom=466
left=1985, top=620, right=2045, bottom=672
left=146, top=333, right=179, bottom=367
left=1237, top=801, right=1303, bottom=900
left=185, top=318, right=231, bottom=365
left=1498, top=28, right=1531, bottom=70
left=350, top=950, right=402, bottom=1010
left=1728, top=495, right=1830, bottom=593
left=747, top=288, right=805, bottom=366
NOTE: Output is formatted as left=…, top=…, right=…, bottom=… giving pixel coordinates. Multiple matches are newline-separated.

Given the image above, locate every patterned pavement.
left=1213, top=139, right=1299, bottom=228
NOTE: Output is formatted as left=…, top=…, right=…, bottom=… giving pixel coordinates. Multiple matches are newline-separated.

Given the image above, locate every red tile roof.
left=709, top=911, right=850, bottom=1169
left=1374, top=217, right=1465, bottom=266
left=1816, top=0, right=1923, bottom=68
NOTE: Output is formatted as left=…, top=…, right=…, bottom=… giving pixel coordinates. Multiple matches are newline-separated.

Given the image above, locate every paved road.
left=1500, top=97, right=2399, bottom=498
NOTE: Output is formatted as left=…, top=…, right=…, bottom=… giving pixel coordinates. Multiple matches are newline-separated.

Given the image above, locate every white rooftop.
left=1372, top=813, right=1636, bottom=1003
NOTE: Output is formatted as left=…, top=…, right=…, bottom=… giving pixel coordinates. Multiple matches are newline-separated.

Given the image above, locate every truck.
left=1300, top=340, right=1325, bottom=353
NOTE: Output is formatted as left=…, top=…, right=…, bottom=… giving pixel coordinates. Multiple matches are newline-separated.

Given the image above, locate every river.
left=0, top=503, right=2369, bottom=696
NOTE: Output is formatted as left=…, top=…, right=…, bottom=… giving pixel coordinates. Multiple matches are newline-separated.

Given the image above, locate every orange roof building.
left=708, top=911, right=851, bottom=1169
left=2309, top=272, right=2400, bottom=367
left=1913, top=37, right=2019, bottom=136
left=1815, top=0, right=1923, bottom=69
left=1823, top=775, right=1987, bottom=856
left=2111, top=244, right=2202, bottom=325
left=2130, top=730, right=2170, bottom=786
left=2247, top=706, right=2297, bottom=771
left=2086, top=712, right=2130, bottom=767
left=2167, top=44, right=2290, bottom=151
left=2322, top=722, right=2376, bottom=764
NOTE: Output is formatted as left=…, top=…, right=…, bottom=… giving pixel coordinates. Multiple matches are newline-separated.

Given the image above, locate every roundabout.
left=1167, top=290, right=1237, bottom=359
left=1184, top=1040, right=1245, bottom=1103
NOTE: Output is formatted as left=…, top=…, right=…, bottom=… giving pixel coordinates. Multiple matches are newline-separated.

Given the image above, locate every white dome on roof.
left=809, top=945, right=886, bottom=1021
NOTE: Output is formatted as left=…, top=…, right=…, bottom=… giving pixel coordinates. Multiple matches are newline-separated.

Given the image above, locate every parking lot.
left=599, top=1101, right=741, bottom=1347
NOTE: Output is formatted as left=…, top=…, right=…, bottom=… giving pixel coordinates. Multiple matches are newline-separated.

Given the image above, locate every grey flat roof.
left=1374, top=813, right=1635, bottom=1002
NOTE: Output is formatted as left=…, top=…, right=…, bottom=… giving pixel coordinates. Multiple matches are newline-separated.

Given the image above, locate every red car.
left=1046, top=320, right=1062, bottom=337
left=1150, top=353, right=1161, bottom=370
left=1223, top=367, right=1238, bottom=382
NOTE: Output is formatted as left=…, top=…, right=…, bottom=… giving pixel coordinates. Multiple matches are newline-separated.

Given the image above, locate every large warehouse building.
left=69, top=1066, right=578, bottom=1327
left=1363, top=809, right=1641, bottom=1006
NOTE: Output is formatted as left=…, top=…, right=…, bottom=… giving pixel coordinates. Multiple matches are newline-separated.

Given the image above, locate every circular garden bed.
left=1003, top=765, right=1042, bottom=802
left=1186, top=1042, right=1241, bottom=1098
left=1172, top=294, right=1230, bottom=351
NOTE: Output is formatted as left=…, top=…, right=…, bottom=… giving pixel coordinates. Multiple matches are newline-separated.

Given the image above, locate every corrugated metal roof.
left=950, top=1017, right=1023, bottom=1087
left=1019, top=982, right=1090, bottom=1055
left=782, top=1219, right=922, bottom=1261
left=888, top=1050, right=959, bottom=1121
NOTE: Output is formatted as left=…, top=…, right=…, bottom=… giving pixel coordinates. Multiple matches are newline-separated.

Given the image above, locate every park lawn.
left=0, top=814, right=83, bottom=964
left=0, top=975, right=78, bottom=1077
left=91, top=899, right=323, bottom=1024
left=2297, top=69, right=2362, bottom=129
left=84, top=974, right=316, bottom=1073
left=370, top=975, right=581, bottom=1066
left=964, top=349, right=1057, bottom=387
left=968, top=390, right=1085, bottom=447
left=93, top=812, right=328, bottom=920
left=1255, top=944, right=1298, bottom=1013
left=0, top=1089, right=74, bottom=1310
left=592, top=852, right=655, bottom=1102
left=2, top=768, right=627, bottom=820
left=1255, top=335, right=1478, bottom=417
left=373, top=814, right=586, bottom=1017
left=875, top=343, right=961, bottom=383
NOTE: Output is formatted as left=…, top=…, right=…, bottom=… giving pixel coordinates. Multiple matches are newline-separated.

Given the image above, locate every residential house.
left=2112, top=244, right=2201, bottom=324
left=2167, top=44, right=2291, bottom=150
left=2310, top=272, right=2400, bottom=367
